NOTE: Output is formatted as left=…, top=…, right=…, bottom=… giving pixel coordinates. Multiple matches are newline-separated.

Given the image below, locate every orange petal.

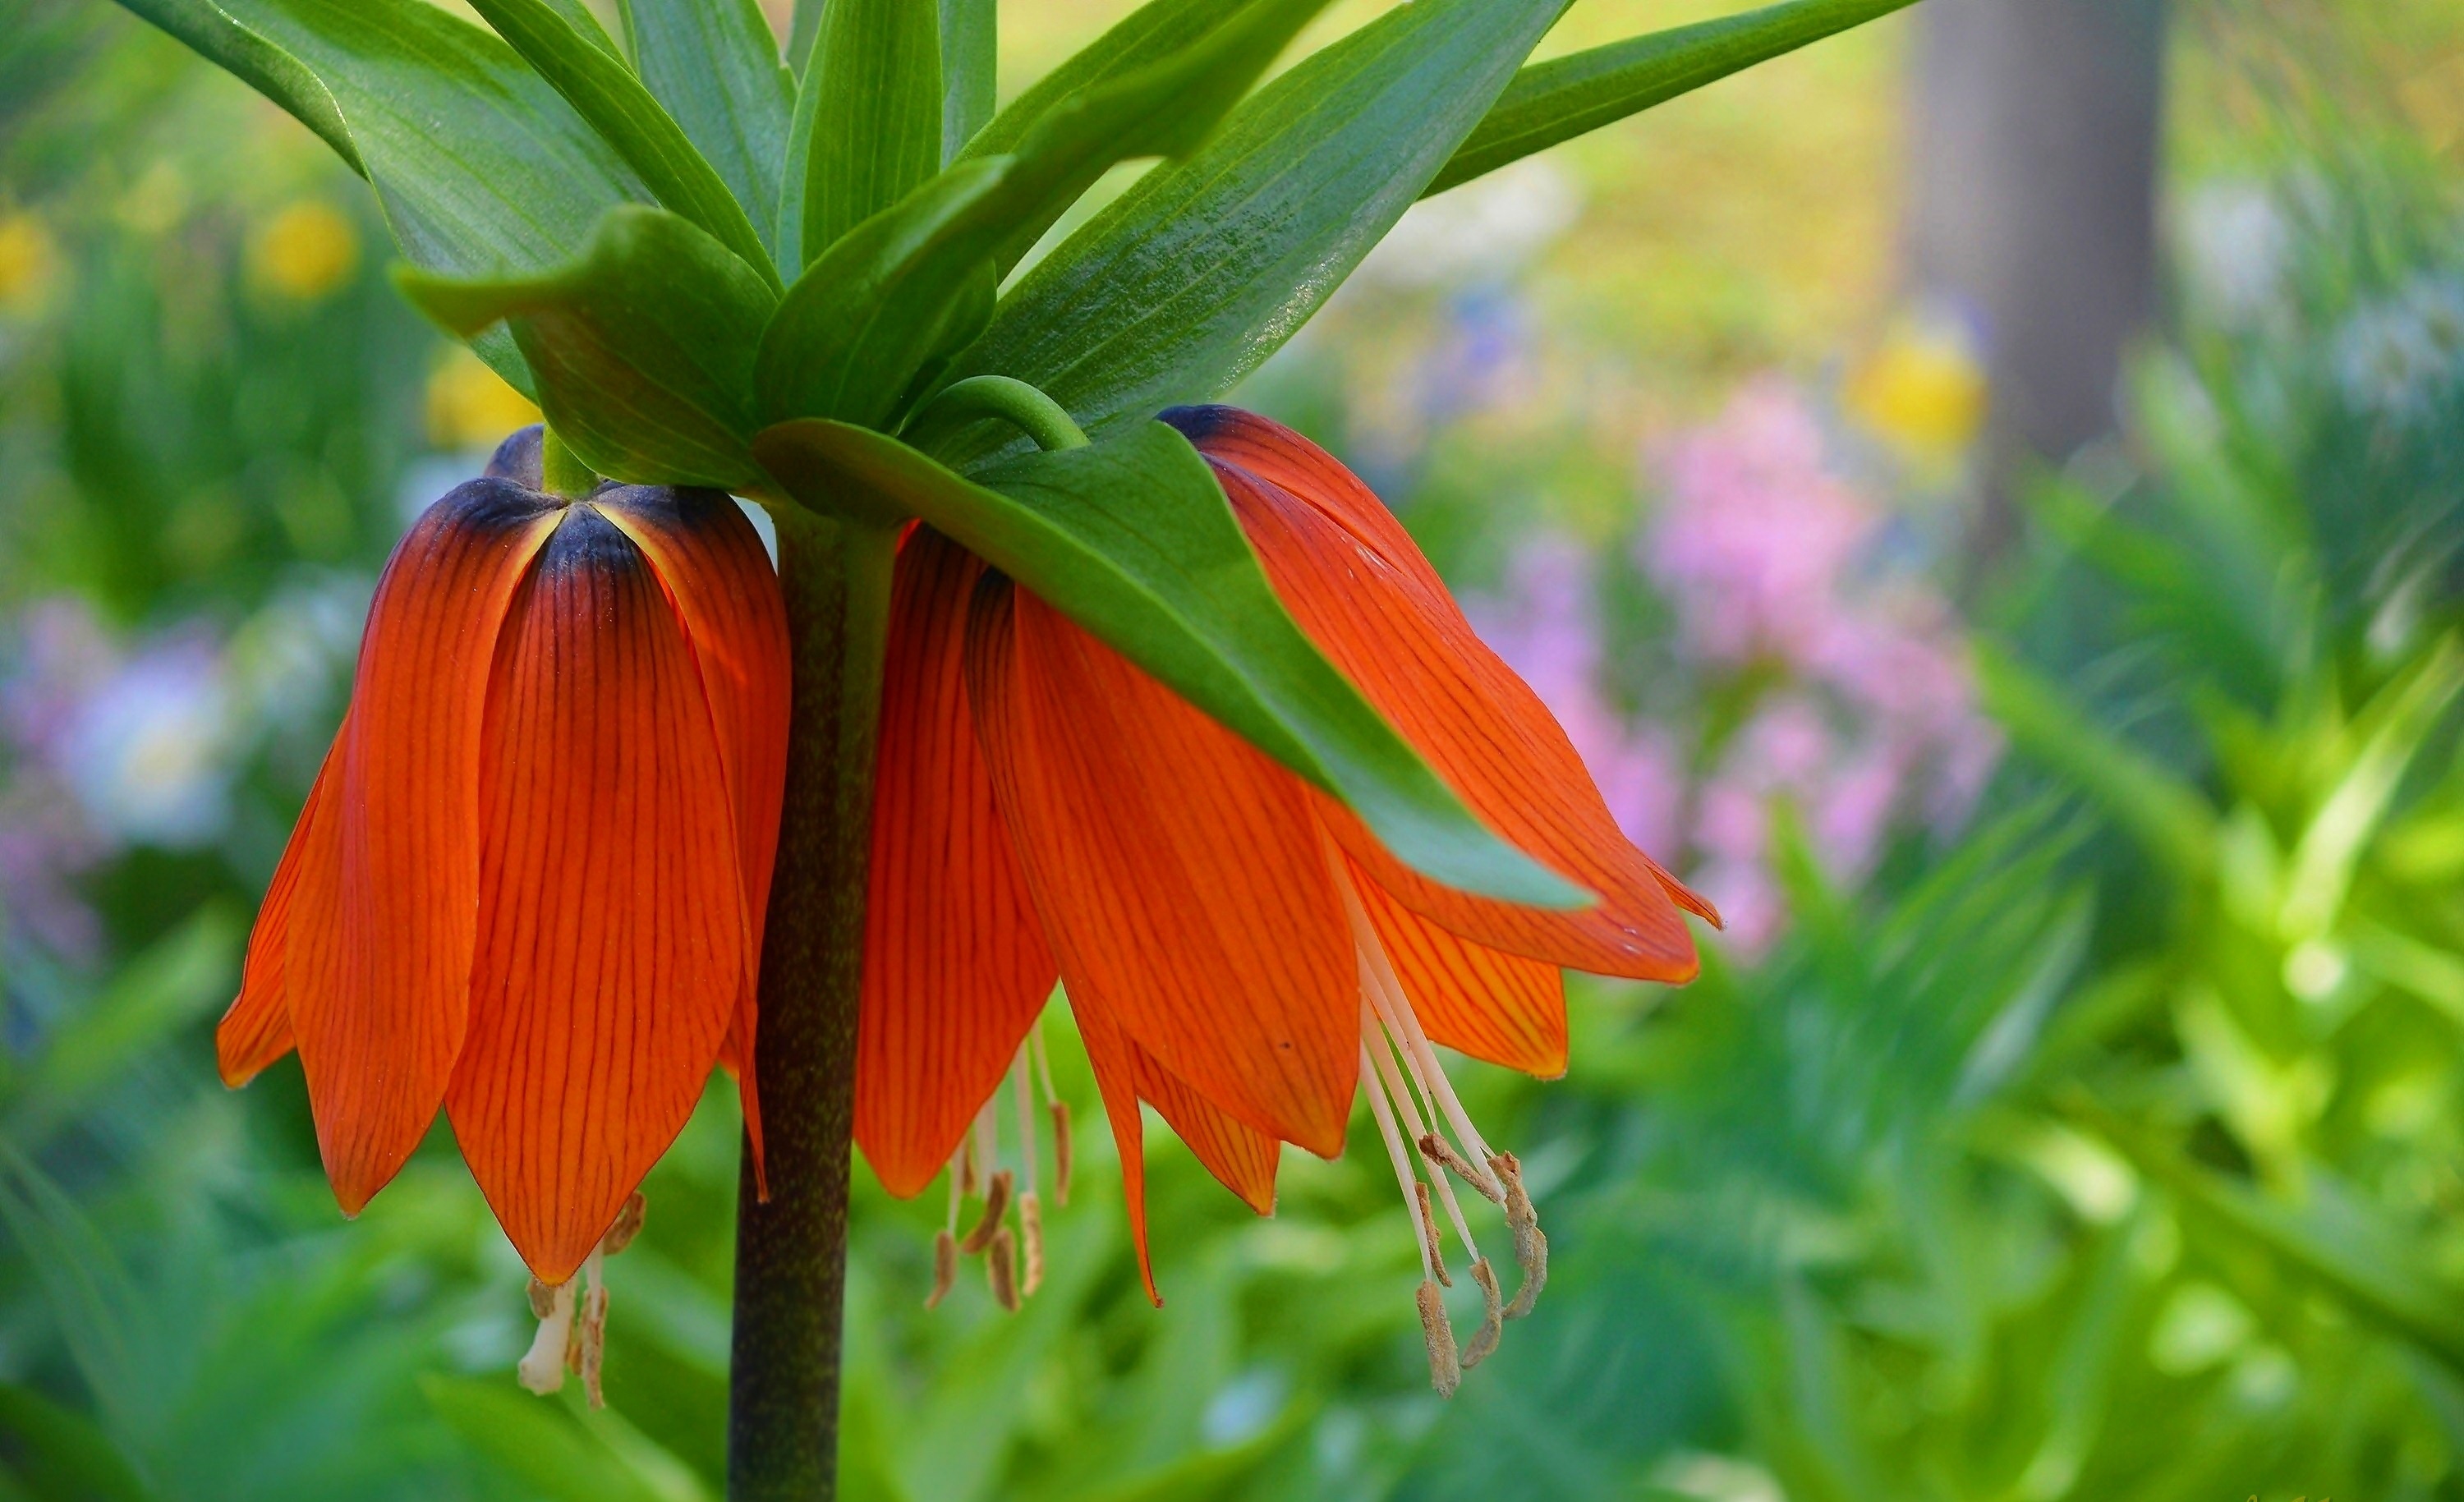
left=596, top=485, right=792, bottom=1186
left=1168, top=406, right=1712, bottom=978
left=856, top=530, right=1059, bottom=1197
left=1127, top=1037, right=1279, bottom=1215
left=1064, top=982, right=1164, bottom=1306
left=444, top=505, right=745, bottom=1284
left=1348, top=855, right=1566, bottom=1078
left=284, top=481, right=559, bottom=1215
left=964, top=578, right=1358, bottom=1159
left=216, top=737, right=342, bottom=1087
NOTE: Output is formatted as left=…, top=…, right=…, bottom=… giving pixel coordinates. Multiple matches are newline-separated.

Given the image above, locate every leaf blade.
left=795, top=0, right=945, bottom=265
left=402, top=206, right=779, bottom=489
left=752, top=418, right=1584, bottom=906
left=464, top=0, right=779, bottom=283
left=1427, top=0, right=1918, bottom=197
left=947, top=0, right=1565, bottom=459
left=619, top=0, right=796, bottom=253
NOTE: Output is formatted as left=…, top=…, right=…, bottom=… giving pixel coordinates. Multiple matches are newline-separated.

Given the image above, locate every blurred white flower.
left=1356, top=158, right=1581, bottom=290
left=2175, top=179, right=2290, bottom=328
left=2333, top=273, right=2464, bottom=420
left=226, top=572, right=370, bottom=733
left=62, top=636, right=236, bottom=847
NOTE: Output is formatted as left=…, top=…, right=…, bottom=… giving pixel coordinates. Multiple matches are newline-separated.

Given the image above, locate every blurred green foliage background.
left=4, top=1, right=2464, bottom=1499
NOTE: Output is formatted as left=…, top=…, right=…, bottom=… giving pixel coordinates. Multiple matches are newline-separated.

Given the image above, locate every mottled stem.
left=728, top=506, right=898, bottom=1502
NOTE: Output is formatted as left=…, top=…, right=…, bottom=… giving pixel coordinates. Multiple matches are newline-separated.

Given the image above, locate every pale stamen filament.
left=1030, top=1015, right=1072, bottom=1206
left=926, top=1142, right=962, bottom=1309
left=1010, top=1044, right=1045, bottom=1296
left=1358, top=1040, right=1439, bottom=1284
left=1363, top=993, right=1480, bottom=1261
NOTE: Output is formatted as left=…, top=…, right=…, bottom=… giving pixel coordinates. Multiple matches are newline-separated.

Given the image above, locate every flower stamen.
left=517, top=1191, right=643, bottom=1407
left=1328, top=852, right=1553, bottom=1389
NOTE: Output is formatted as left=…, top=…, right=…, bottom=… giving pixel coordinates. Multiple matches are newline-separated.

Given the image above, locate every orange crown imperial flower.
left=215, top=428, right=789, bottom=1293
left=857, top=407, right=1717, bottom=1390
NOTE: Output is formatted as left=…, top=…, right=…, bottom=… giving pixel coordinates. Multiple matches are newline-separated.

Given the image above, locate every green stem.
left=539, top=426, right=599, bottom=498
left=728, top=505, right=898, bottom=1502
left=910, top=374, right=1090, bottom=452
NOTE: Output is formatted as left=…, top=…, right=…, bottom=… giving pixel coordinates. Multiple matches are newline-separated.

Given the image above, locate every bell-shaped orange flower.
left=216, top=429, right=790, bottom=1289
left=857, top=407, right=1713, bottom=1387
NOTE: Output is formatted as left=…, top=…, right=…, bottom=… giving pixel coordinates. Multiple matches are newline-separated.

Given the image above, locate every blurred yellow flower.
left=0, top=213, right=62, bottom=320
left=425, top=346, right=540, bottom=449
left=251, top=200, right=360, bottom=302
left=1845, top=315, right=1989, bottom=466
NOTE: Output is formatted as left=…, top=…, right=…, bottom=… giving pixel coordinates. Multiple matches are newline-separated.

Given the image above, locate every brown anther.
left=600, top=1192, right=646, bottom=1256
left=563, top=1298, right=584, bottom=1375
left=1415, top=1279, right=1460, bottom=1399
left=1413, top=1182, right=1451, bottom=1287
left=577, top=1283, right=609, bottom=1408
left=1049, top=1101, right=1073, bottom=1206
left=1503, top=1225, right=1549, bottom=1320
left=1487, top=1151, right=1548, bottom=1319
left=959, top=1169, right=1013, bottom=1255
left=986, top=1226, right=1021, bottom=1312
left=924, top=1229, right=958, bottom=1310
left=1422, top=1132, right=1504, bottom=1204
left=1461, top=1258, right=1505, bottom=1368
left=959, top=1131, right=981, bottom=1197
left=526, top=1276, right=558, bottom=1321
left=1019, top=1190, right=1046, bottom=1297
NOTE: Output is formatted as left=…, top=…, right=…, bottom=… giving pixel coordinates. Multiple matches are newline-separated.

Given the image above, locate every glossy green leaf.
left=958, top=0, right=1335, bottom=279
left=620, top=0, right=795, bottom=254
left=938, top=0, right=995, bottom=163
left=1427, top=0, right=1919, bottom=196
left=751, top=418, right=1584, bottom=907
left=757, top=159, right=1010, bottom=432
left=113, top=0, right=649, bottom=393
left=946, top=0, right=1566, bottom=462
left=794, top=0, right=944, bottom=266
left=401, top=206, right=778, bottom=490
left=959, top=0, right=1219, bottom=163
left=0, top=1384, right=153, bottom=1502
left=761, top=0, right=1335, bottom=431
left=463, top=0, right=779, bottom=285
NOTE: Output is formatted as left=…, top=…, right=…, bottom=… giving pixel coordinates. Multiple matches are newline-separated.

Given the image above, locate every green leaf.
left=751, top=419, right=1584, bottom=906
left=402, top=205, right=779, bottom=490
left=760, top=0, right=1335, bottom=432
left=793, top=0, right=944, bottom=267
left=8, top=908, right=238, bottom=1142
left=114, top=0, right=648, bottom=393
left=957, top=0, right=1336, bottom=280
left=2069, top=1094, right=2464, bottom=1373
left=463, top=0, right=779, bottom=285
left=937, top=0, right=995, bottom=163
left=0, top=1384, right=154, bottom=1502
left=1426, top=0, right=1918, bottom=196
left=421, top=1377, right=684, bottom=1502
left=619, top=0, right=795, bottom=255
left=959, top=0, right=1218, bottom=163
left=945, top=0, right=1565, bottom=460
left=108, top=0, right=359, bottom=171
left=756, top=160, right=1010, bottom=432
left=1974, top=642, right=2218, bottom=880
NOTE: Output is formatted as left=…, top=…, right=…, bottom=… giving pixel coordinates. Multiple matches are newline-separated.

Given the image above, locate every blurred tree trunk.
left=1908, top=0, right=2169, bottom=578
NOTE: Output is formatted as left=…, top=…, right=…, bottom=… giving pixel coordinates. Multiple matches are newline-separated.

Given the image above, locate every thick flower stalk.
left=216, top=429, right=788, bottom=1300
left=859, top=407, right=1715, bottom=1385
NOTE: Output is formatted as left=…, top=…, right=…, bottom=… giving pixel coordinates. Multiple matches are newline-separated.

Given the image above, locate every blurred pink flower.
left=1462, top=380, right=2002, bottom=962
left=1466, top=532, right=1685, bottom=857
